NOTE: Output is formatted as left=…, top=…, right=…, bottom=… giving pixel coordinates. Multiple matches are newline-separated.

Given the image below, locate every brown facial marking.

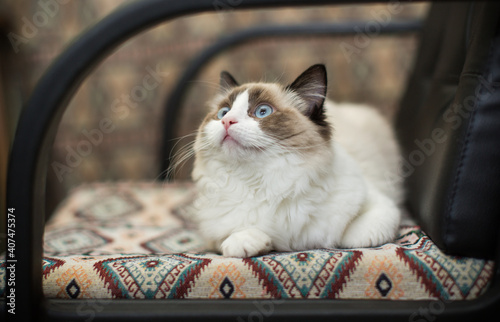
left=259, top=111, right=301, bottom=140
left=210, top=86, right=250, bottom=121
left=227, top=87, right=247, bottom=105
left=247, top=86, right=279, bottom=115
left=204, top=83, right=331, bottom=146
left=246, top=84, right=332, bottom=144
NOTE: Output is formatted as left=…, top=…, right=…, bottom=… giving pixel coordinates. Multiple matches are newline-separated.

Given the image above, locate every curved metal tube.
left=159, top=20, right=422, bottom=176
left=6, top=0, right=342, bottom=319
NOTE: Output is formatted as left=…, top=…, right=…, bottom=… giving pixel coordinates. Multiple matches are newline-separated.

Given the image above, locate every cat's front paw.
left=221, top=228, right=272, bottom=258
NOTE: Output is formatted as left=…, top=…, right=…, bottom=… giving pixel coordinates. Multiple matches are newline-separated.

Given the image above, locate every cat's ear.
left=286, top=64, right=327, bottom=119
left=220, top=71, right=239, bottom=91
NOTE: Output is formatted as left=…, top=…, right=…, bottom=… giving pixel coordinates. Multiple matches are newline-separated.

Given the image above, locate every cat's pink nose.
left=222, top=116, right=238, bottom=130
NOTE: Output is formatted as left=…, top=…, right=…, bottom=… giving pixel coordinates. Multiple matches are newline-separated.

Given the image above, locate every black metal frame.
left=3, top=0, right=500, bottom=321
left=159, top=20, right=423, bottom=177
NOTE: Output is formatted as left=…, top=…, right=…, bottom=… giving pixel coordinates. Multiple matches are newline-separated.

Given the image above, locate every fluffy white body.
left=192, top=65, right=402, bottom=257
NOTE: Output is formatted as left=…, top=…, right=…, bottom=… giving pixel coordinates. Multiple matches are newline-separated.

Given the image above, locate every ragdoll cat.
left=191, top=64, right=402, bottom=258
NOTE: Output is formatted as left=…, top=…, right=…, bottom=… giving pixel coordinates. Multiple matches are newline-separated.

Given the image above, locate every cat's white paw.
left=221, top=229, right=272, bottom=258
left=340, top=188, right=400, bottom=248
left=340, top=222, right=397, bottom=248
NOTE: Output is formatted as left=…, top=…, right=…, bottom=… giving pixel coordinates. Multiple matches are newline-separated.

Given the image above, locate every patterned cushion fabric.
left=0, top=182, right=494, bottom=300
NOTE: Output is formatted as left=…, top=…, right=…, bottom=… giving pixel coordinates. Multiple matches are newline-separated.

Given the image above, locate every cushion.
left=0, top=182, right=494, bottom=300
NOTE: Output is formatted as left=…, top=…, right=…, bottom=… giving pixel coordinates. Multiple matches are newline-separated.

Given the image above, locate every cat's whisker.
left=273, top=68, right=287, bottom=85
left=251, top=134, right=326, bottom=158
left=265, top=131, right=336, bottom=153
left=257, top=141, right=297, bottom=160
left=166, top=133, right=205, bottom=180
left=154, top=168, right=170, bottom=182
left=157, top=135, right=195, bottom=182
left=167, top=132, right=199, bottom=159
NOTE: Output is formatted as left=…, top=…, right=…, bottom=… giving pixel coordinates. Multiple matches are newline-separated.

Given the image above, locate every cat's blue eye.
left=217, top=107, right=230, bottom=119
left=255, top=104, right=273, bottom=118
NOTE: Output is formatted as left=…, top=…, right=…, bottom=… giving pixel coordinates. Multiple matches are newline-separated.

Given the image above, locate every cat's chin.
left=220, top=137, right=262, bottom=160
left=221, top=135, right=242, bottom=152
left=222, top=134, right=237, bottom=144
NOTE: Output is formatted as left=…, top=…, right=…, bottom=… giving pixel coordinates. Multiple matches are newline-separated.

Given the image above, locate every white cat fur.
left=192, top=67, right=402, bottom=257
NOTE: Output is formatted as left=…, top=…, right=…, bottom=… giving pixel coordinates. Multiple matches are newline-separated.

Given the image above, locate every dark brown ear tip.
left=220, top=71, right=234, bottom=81
left=309, top=64, right=327, bottom=80
left=306, top=64, right=326, bottom=72
left=297, top=64, right=327, bottom=84
left=220, top=70, right=239, bottom=89
left=310, top=64, right=326, bottom=71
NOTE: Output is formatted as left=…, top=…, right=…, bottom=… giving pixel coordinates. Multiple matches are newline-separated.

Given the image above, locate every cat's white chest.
left=193, top=144, right=369, bottom=252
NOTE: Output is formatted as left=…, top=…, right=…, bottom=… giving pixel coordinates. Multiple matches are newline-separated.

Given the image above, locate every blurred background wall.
left=0, top=0, right=429, bottom=226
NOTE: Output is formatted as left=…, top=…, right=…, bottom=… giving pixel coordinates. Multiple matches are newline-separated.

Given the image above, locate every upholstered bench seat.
left=0, top=182, right=494, bottom=300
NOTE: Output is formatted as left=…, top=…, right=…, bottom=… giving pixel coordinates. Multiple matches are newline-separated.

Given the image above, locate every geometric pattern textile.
left=0, top=182, right=494, bottom=300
